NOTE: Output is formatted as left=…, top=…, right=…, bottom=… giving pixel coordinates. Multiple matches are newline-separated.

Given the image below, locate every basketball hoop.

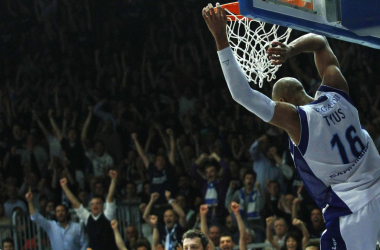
left=216, top=2, right=292, bottom=87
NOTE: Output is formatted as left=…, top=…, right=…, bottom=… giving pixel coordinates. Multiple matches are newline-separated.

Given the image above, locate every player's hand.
left=60, top=178, right=68, bottom=187
left=266, top=216, right=275, bottom=227
left=176, top=243, right=183, bottom=250
left=202, top=3, right=228, bottom=40
left=25, top=187, right=33, bottom=202
left=165, top=190, right=171, bottom=201
left=109, top=170, right=117, bottom=180
left=266, top=42, right=292, bottom=65
left=230, top=201, right=240, bottom=214
left=200, top=204, right=209, bottom=215
left=150, top=192, right=160, bottom=202
left=150, top=215, right=158, bottom=226
left=110, top=219, right=118, bottom=230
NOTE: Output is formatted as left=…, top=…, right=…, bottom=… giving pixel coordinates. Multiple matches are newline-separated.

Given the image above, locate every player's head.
left=274, top=217, right=288, bottom=237
left=272, top=77, right=310, bottom=105
left=55, top=204, right=69, bottom=223
left=164, top=209, right=178, bottom=229
left=2, top=238, right=14, bottom=250
left=284, top=231, right=302, bottom=250
left=90, top=195, right=105, bottom=216
left=183, top=229, right=210, bottom=250
left=219, top=233, right=234, bottom=250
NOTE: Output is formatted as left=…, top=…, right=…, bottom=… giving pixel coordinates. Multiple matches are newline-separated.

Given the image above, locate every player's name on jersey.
left=313, top=94, right=341, bottom=113
left=323, top=108, right=345, bottom=126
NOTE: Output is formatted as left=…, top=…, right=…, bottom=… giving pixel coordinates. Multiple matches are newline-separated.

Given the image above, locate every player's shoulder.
left=314, top=85, right=356, bottom=107
left=321, top=65, right=349, bottom=95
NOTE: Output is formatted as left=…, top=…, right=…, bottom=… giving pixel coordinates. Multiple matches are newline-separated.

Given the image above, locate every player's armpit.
left=269, top=102, right=301, bottom=144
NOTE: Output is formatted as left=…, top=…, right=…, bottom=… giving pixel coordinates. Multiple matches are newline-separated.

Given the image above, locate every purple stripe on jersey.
left=292, top=139, right=352, bottom=220
left=297, top=107, right=309, bottom=155
left=306, top=95, right=328, bottom=105
left=317, top=85, right=355, bottom=106
left=321, top=217, right=347, bottom=250
left=288, top=138, right=294, bottom=157
left=293, top=146, right=329, bottom=208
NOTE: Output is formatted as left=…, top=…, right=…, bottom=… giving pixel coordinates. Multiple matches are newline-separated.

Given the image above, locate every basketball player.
left=202, top=3, right=380, bottom=249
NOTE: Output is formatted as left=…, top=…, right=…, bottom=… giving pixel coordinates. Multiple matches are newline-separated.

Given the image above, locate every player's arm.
left=267, top=34, right=349, bottom=94
left=203, top=5, right=301, bottom=143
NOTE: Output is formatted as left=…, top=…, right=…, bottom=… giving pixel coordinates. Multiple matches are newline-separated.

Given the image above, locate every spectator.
left=265, top=217, right=288, bottom=249
left=125, top=224, right=139, bottom=250
left=305, top=241, right=320, bottom=250
left=225, top=169, right=265, bottom=242
left=143, top=192, right=186, bottom=250
left=0, top=202, right=12, bottom=240
left=26, top=187, right=88, bottom=250
left=266, top=217, right=309, bottom=250
left=132, top=133, right=176, bottom=204
left=4, top=185, right=27, bottom=219
left=21, top=134, right=49, bottom=178
left=249, top=134, right=285, bottom=194
left=190, top=152, right=230, bottom=220
left=60, top=170, right=118, bottom=250
left=2, top=238, right=14, bottom=250
left=121, top=181, right=141, bottom=203
left=49, top=110, right=86, bottom=178
left=82, top=108, right=115, bottom=177
left=199, top=202, right=247, bottom=250
left=111, top=220, right=128, bottom=250
left=306, top=208, right=325, bottom=239
left=175, top=194, right=196, bottom=229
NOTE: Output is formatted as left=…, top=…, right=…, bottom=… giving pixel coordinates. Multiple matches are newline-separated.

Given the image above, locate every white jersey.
left=289, top=85, right=380, bottom=221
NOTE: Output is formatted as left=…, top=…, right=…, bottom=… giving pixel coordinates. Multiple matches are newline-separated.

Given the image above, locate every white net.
left=226, top=9, right=292, bottom=87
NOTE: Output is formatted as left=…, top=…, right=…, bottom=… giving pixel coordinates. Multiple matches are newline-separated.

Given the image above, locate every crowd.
left=1, top=0, right=380, bottom=250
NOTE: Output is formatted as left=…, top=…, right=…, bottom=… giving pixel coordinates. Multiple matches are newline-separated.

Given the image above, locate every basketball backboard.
left=236, top=0, right=380, bottom=49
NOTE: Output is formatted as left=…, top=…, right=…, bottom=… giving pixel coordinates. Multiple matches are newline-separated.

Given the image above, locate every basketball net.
left=223, top=3, right=292, bottom=87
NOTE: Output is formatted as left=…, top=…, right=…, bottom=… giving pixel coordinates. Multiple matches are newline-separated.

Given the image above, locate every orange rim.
left=227, top=15, right=247, bottom=21
left=214, top=2, right=253, bottom=21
